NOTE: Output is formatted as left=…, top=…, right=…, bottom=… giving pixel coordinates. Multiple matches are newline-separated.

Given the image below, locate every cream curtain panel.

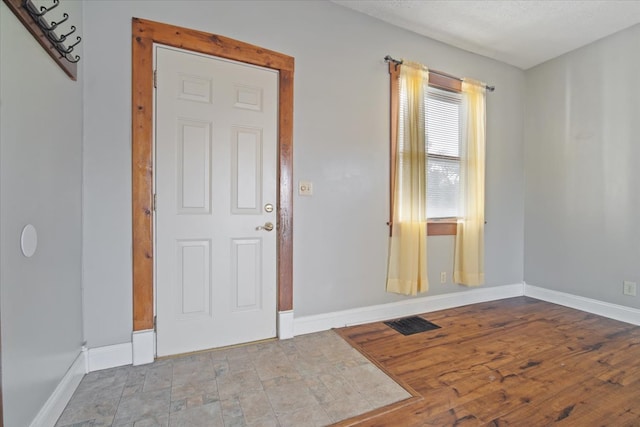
left=454, top=79, right=486, bottom=286
left=386, top=64, right=429, bottom=296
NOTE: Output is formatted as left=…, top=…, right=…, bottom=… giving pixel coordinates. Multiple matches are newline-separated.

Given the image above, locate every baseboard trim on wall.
left=524, top=283, right=640, bottom=326
left=132, top=329, right=155, bottom=366
left=278, top=310, right=294, bottom=340
left=87, top=342, right=132, bottom=372
left=36, top=283, right=639, bottom=427
left=29, top=348, right=87, bottom=427
left=293, top=284, right=525, bottom=336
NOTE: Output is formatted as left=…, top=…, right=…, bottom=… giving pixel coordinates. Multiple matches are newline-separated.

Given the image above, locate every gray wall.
left=82, top=0, right=525, bottom=347
left=0, top=2, right=84, bottom=426
left=524, top=24, right=640, bottom=306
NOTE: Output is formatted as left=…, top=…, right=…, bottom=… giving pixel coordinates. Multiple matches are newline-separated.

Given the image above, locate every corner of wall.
left=28, top=350, right=87, bottom=427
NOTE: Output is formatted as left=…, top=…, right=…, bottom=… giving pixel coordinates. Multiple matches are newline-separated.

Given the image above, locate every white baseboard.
left=30, top=349, right=87, bottom=427
left=294, top=283, right=524, bottom=336
left=278, top=310, right=294, bottom=340
left=88, top=342, right=132, bottom=372
left=30, top=282, right=634, bottom=427
left=524, top=283, right=640, bottom=326
left=132, top=329, right=155, bottom=366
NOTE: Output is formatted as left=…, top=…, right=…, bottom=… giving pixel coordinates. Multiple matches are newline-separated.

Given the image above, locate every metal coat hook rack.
left=2, top=0, right=80, bottom=80
left=23, top=0, right=81, bottom=63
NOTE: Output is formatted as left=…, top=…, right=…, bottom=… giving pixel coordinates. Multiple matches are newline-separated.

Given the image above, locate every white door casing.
left=155, top=46, right=278, bottom=356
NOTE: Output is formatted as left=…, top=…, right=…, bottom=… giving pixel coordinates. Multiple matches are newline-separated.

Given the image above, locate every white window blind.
left=396, top=81, right=462, bottom=220
left=425, top=87, right=462, bottom=219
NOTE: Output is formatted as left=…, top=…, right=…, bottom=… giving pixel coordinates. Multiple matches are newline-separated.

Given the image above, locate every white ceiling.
left=331, top=0, right=640, bottom=69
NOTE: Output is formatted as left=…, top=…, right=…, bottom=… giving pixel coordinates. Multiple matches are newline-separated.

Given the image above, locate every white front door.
left=155, top=46, right=278, bottom=357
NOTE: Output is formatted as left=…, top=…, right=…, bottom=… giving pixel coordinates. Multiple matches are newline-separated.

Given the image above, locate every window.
left=389, top=64, right=463, bottom=235
left=425, top=87, right=462, bottom=219
left=387, top=61, right=487, bottom=287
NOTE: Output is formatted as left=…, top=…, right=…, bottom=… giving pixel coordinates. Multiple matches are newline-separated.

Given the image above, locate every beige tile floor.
left=56, top=330, right=410, bottom=427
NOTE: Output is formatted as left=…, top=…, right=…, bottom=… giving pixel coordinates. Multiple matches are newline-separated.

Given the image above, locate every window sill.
left=428, top=219, right=457, bottom=236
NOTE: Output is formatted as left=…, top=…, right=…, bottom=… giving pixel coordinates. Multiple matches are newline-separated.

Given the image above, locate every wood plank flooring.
left=334, top=297, right=640, bottom=426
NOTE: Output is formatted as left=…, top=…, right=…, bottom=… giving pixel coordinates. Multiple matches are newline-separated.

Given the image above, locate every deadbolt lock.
left=264, top=203, right=274, bottom=213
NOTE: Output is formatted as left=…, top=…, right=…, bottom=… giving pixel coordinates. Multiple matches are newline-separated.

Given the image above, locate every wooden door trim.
left=132, top=18, right=294, bottom=331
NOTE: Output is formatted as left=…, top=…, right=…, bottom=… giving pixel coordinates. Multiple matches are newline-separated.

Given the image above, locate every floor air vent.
left=384, top=316, right=441, bottom=336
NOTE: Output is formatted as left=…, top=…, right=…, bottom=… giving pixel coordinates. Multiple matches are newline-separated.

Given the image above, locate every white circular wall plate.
left=21, top=224, right=38, bottom=257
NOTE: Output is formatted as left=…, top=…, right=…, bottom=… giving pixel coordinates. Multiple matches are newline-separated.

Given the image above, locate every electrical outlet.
left=623, top=281, right=637, bottom=296
left=440, top=272, right=446, bottom=284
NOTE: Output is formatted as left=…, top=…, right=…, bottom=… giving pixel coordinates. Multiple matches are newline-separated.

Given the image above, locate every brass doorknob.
left=256, top=222, right=274, bottom=232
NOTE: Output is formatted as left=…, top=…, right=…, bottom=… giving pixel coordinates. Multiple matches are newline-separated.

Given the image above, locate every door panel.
left=177, top=119, right=211, bottom=213
left=231, top=127, right=262, bottom=214
left=231, top=238, right=262, bottom=310
left=155, top=46, right=278, bottom=356
left=177, top=240, right=211, bottom=317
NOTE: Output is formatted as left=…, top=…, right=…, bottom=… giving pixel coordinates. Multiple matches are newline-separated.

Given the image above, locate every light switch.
left=298, top=181, right=313, bottom=196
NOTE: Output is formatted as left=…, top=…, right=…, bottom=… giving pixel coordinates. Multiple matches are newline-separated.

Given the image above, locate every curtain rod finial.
left=384, top=55, right=402, bottom=64
left=384, top=55, right=403, bottom=71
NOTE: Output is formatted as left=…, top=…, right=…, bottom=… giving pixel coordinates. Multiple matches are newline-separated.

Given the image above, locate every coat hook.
left=24, top=0, right=60, bottom=17
left=68, top=36, right=81, bottom=49
left=39, top=13, right=68, bottom=31
left=39, top=0, right=59, bottom=15
left=59, top=25, right=76, bottom=41
left=64, top=53, right=80, bottom=63
left=47, top=25, right=75, bottom=44
left=57, top=36, right=81, bottom=54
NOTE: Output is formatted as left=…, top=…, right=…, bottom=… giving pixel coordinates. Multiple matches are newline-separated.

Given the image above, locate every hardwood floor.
left=334, top=297, right=640, bottom=426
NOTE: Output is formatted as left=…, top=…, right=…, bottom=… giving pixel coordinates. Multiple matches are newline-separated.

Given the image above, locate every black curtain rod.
left=384, top=55, right=495, bottom=92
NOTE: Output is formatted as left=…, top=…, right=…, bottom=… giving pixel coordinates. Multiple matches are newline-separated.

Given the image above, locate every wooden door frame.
left=132, top=18, right=294, bottom=333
